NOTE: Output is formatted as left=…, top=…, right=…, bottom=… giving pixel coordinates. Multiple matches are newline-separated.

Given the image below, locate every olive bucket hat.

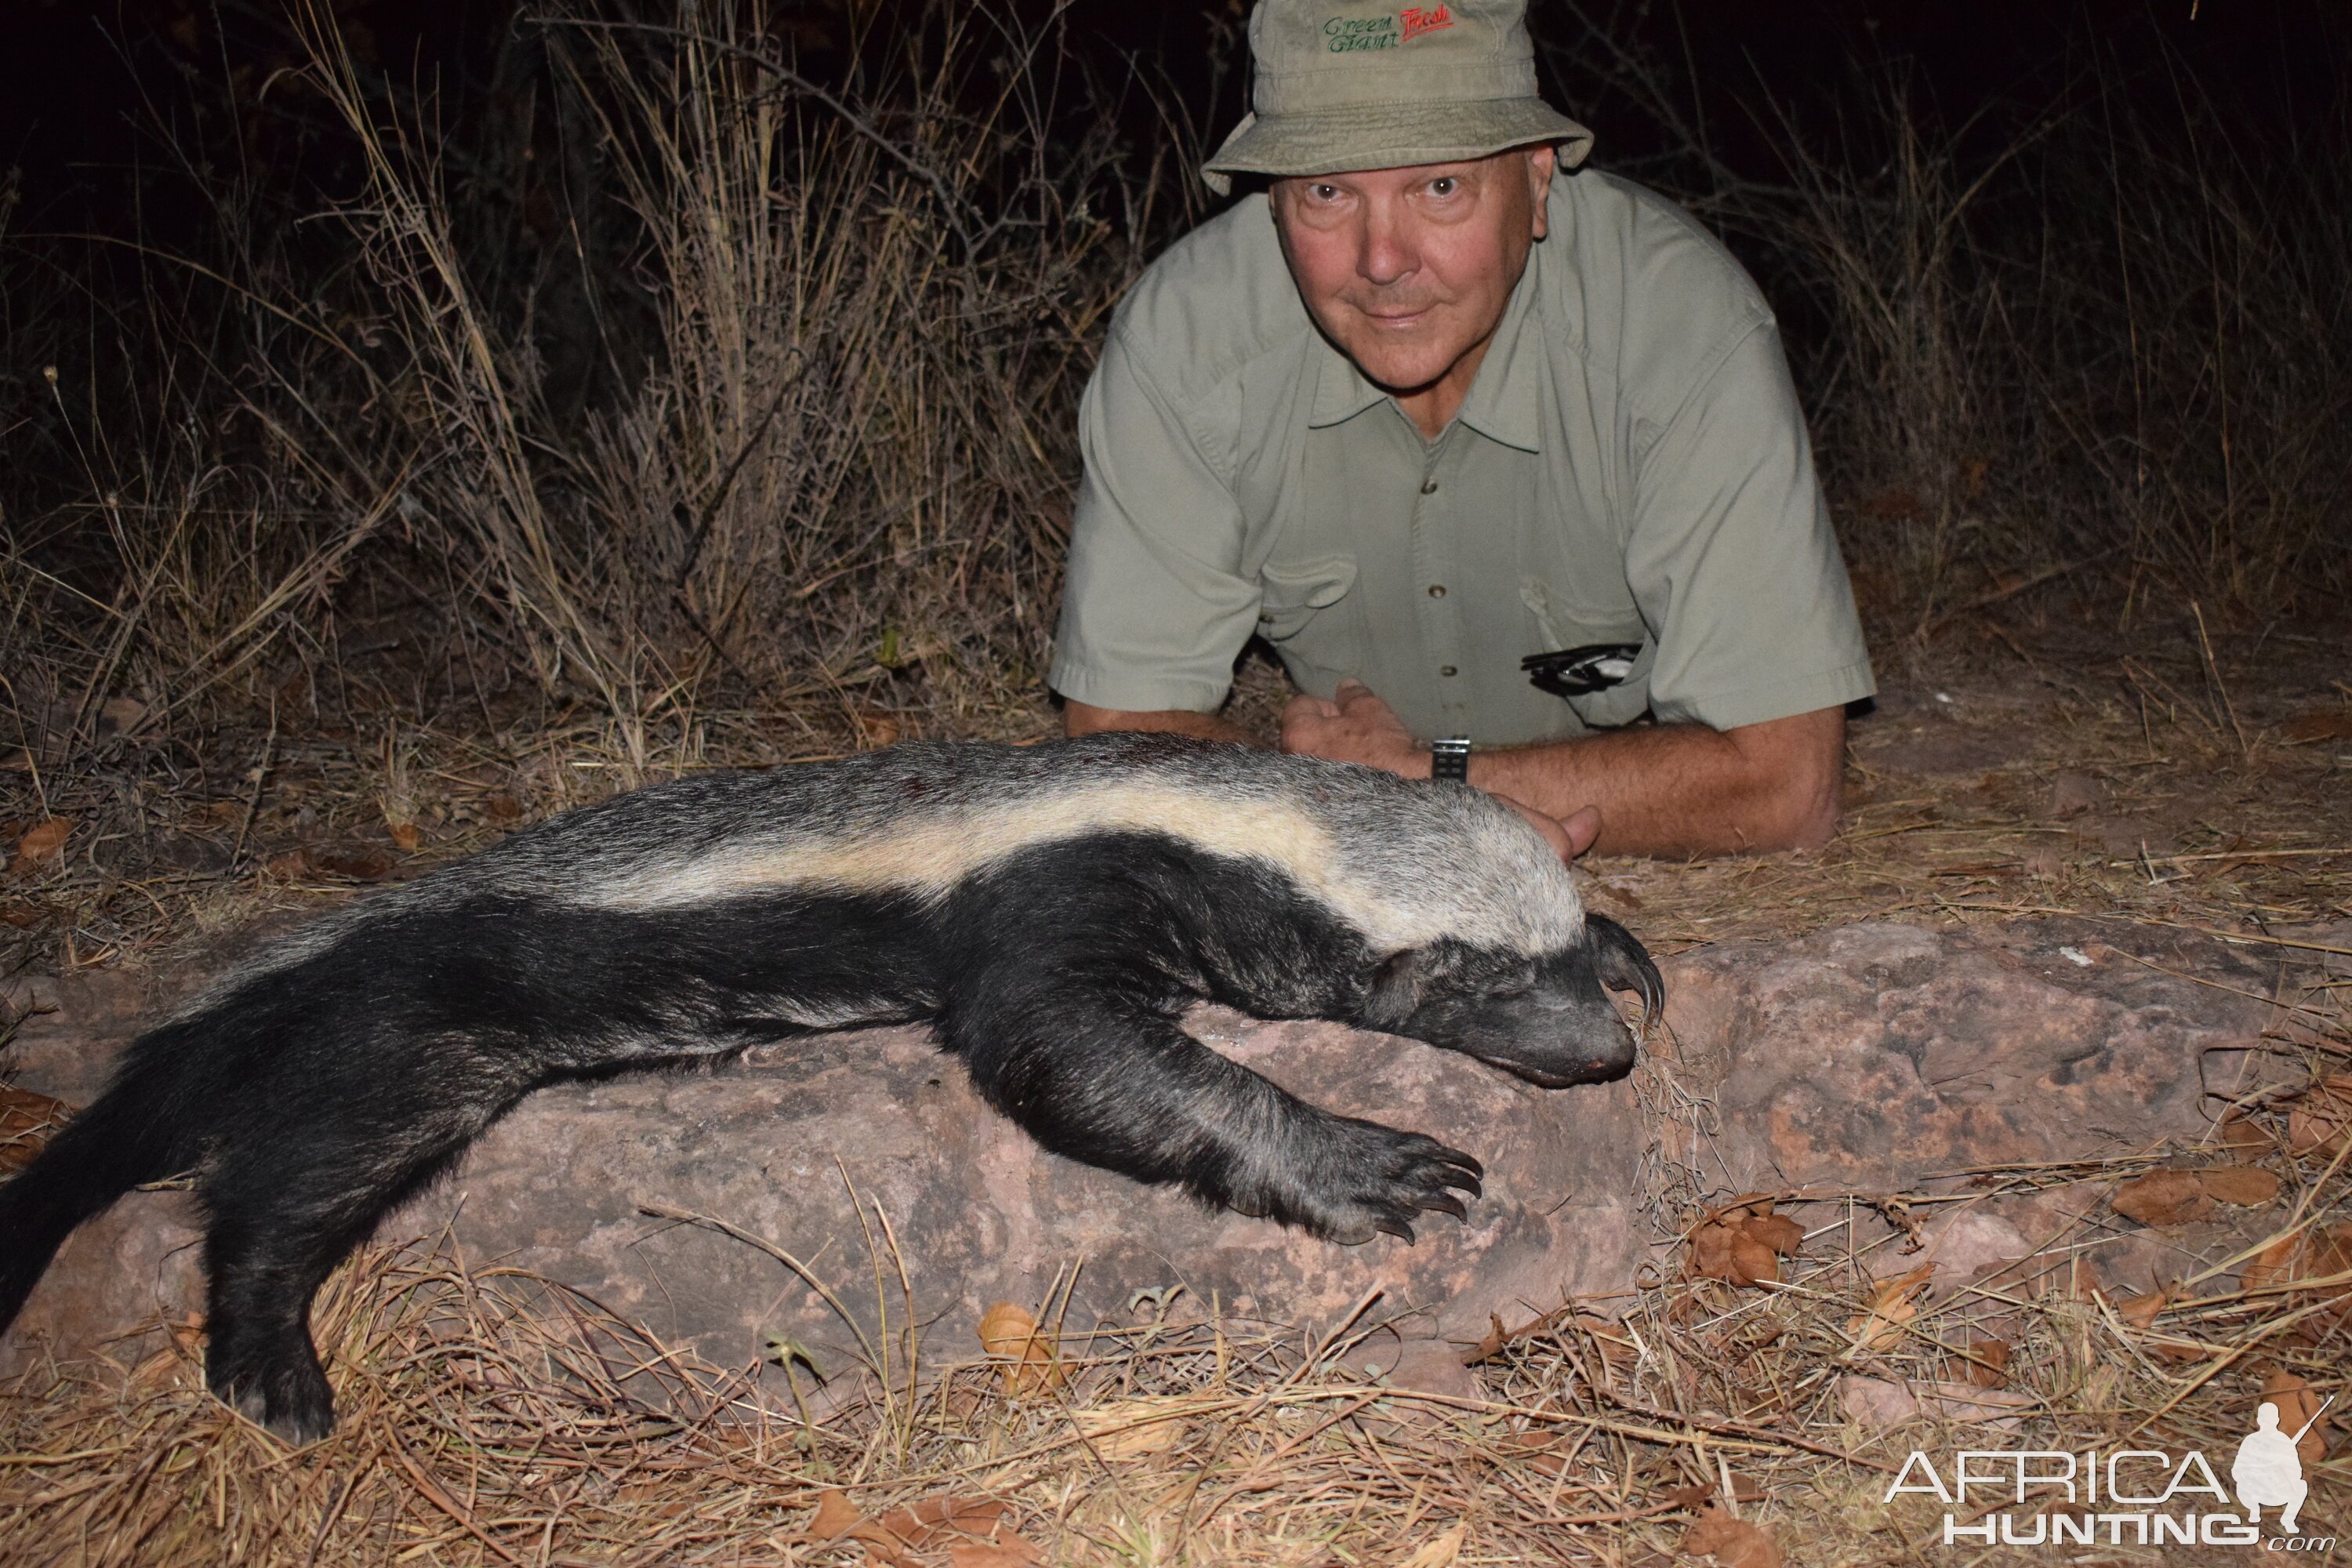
left=1201, top=0, right=1593, bottom=195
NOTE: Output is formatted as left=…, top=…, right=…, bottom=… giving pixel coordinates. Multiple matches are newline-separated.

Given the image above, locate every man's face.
left=1271, top=147, right=1555, bottom=397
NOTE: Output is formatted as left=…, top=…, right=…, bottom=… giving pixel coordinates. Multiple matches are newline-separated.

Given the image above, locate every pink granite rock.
left=0, top=916, right=2281, bottom=1394
left=1654, top=919, right=2273, bottom=1189
left=0, top=993, right=1649, bottom=1386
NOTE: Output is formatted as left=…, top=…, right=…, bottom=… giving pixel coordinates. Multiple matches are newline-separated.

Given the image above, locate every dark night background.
left=2, top=0, right=2347, bottom=744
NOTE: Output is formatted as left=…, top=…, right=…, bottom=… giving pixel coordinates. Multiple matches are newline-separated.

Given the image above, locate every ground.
left=1, top=601, right=2348, bottom=1566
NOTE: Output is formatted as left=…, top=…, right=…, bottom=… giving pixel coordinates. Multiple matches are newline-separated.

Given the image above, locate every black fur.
left=0, top=736, right=1660, bottom=1443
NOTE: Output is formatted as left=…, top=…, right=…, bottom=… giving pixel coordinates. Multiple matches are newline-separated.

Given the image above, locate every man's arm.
left=1063, top=699, right=1258, bottom=748
left=1281, top=682, right=1843, bottom=858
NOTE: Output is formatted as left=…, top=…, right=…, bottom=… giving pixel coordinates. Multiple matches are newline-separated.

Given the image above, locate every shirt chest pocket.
left=1521, top=575, right=1654, bottom=729
left=1257, top=554, right=1367, bottom=680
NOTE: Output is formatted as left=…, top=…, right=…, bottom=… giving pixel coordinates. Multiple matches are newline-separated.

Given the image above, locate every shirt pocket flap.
left=1258, top=555, right=1359, bottom=641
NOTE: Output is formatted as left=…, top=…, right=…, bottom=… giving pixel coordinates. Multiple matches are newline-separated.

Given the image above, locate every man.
left=1050, top=0, right=1875, bottom=858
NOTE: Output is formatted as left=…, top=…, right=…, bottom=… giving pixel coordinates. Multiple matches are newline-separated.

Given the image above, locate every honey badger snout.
left=1367, top=914, right=1664, bottom=1088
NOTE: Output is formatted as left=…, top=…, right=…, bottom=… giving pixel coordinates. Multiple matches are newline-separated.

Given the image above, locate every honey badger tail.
left=0, top=1022, right=207, bottom=1336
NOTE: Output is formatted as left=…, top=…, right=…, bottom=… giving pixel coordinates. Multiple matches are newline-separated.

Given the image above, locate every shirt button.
left=1427, top=584, right=1447, bottom=598
left=1439, top=665, right=1458, bottom=677
left=1420, top=478, right=1439, bottom=495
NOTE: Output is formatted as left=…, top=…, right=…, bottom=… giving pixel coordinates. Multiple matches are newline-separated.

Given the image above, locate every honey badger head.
left=1230, top=748, right=1662, bottom=1088
left=1357, top=915, right=1663, bottom=1087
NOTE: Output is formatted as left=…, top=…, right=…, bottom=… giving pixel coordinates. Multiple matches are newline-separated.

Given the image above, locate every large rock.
left=0, top=916, right=2280, bottom=1392
left=1658, top=917, right=2276, bottom=1189
left=0, top=993, right=1651, bottom=1386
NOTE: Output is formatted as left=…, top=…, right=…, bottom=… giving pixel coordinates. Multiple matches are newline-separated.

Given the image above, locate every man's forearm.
left=1465, top=708, right=1845, bottom=858
left=1062, top=699, right=1261, bottom=748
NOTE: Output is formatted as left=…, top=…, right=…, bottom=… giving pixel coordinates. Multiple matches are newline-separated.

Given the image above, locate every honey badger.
left=0, top=731, right=1661, bottom=1442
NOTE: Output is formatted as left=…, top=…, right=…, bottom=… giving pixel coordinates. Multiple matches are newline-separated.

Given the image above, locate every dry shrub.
left=2, top=0, right=1163, bottom=782
left=1541, top=8, right=2352, bottom=631
left=315, top=2, right=1147, bottom=728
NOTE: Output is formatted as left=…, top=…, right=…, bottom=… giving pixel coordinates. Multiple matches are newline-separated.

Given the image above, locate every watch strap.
left=1429, top=736, right=1472, bottom=782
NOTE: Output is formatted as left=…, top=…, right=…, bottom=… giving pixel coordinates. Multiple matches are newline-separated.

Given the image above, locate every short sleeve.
left=1047, top=331, right=1262, bottom=713
left=1626, top=321, right=1875, bottom=731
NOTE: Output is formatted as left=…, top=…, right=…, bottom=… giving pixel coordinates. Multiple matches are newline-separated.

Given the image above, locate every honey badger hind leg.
left=940, top=976, right=1482, bottom=1245
left=194, top=1038, right=543, bottom=1444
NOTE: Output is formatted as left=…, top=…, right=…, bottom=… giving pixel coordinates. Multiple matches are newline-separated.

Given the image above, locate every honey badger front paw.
left=1255, top=1116, right=1484, bottom=1245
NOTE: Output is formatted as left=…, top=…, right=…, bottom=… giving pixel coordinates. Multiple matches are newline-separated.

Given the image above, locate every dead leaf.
left=1961, top=1338, right=2012, bottom=1389
left=1838, top=1374, right=2036, bottom=1431
left=948, top=1542, right=1046, bottom=1568
left=2111, top=1169, right=2214, bottom=1227
left=1662, top=1478, right=1764, bottom=1510
left=1685, top=1197, right=1803, bottom=1289
left=809, top=1488, right=862, bottom=1541
left=2285, top=1075, right=2352, bottom=1159
left=1494, top=1431, right=1571, bottom=1476
left=482, top=792, right=525, bottom=826
left=2111, top=1284, right=2179, bottom=1330
left=1585, top=1319, right=1637, bottom=1374
left=1598, top=880, right=1646, bottom=911
left=387, top=819, right=422, bottom=851
left=0, top=1086, right=75, bottom=1175
left=2259, top=1369, right=2332, bottom=1465
left=2219, top=1109, right=2273, bottom=1163
left=0, top=902, right=44, bottom=929
left=1744, top=1213, right=1805, bottom=1257
left=1073, top=1397, right=1191, bottom=1459
left=309, top=845, right=394, bottom=882
left=264, top=849, right=310, bottom=880
left=2281, top=710, right=2352, bottom=744
left=1396, top=1522, right=1467, bottom=1568
left=2199, top=1166, right=2281, bottom=1207
left=855, top=1496, right=1039, bottom=1568
left=99, top=696, right=147, bottom=735
left=1461, top=1312, right=1511, bottom=1366
left=1847, top=1263, right=1934, bottom=1355
left=978, top=1301, right=1065, bottom=1396
left=855, top=710, right=902, bottom=749
left=9, top=817, right=73, bottom=874
left=2106, top=1283, right=2212, bottom=1361
left=2239, top=1223, right=2352, bottom=1334
left=1679, top=1504, right=1783, bottom=1568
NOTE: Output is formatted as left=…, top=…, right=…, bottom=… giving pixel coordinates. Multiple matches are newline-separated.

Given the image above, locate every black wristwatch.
left=1429, top=736, right=1472, bottom=782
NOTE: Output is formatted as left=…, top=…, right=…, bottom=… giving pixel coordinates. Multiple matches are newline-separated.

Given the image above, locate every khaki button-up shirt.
left=1049, top=166, right=1875, bottom=745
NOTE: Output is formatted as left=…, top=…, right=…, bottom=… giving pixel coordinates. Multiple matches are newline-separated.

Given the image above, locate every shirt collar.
left=1302, top=242, right=1545, bottom=453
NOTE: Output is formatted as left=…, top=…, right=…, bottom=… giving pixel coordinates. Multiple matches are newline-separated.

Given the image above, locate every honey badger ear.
left=1585, top=914, right=1665, bottom=1016
left=1363, top=942, right=1471, bottom=1027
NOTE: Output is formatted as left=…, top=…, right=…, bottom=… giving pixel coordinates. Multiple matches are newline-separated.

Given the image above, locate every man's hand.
left=1279, top=679, right=1844, bottom=858
left=1283, top=681, right=1602, bottom=862
left=1279, top=679, right=1425, bottom=775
